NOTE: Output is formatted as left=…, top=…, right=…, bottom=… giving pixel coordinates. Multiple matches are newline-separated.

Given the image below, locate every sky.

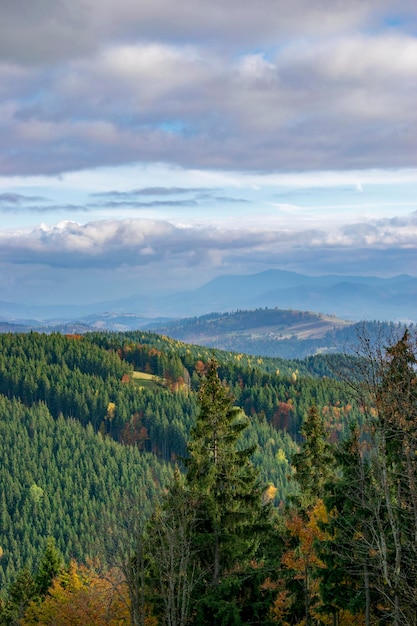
left=0, top=0, right=416, bottom=306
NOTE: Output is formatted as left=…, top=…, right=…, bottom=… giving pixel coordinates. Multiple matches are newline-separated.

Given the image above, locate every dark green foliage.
left=0, top=330, right=337, bottom=507
left=0, top=539, right=64, bottom=625
left=291, top=404, right=335, bottom=505
left=186, top=360, right=263, bottom=582
left=0, top=567, right=36, bottom=625
left=0, top=326, right=386, bottom=624
left=148, top=468, right=200, bottom=626
left=0, top=332, right=198, bottom=460
left=35, top=537, right=63, bottom=596
left=86, top=328, right=341, bottom=379
left=0, top=331, right=361, bottom=453
left=185, top=359, right=273, bottom=624
left=319, top=426, right=375, bottom=620
left=0, top=394, right=171, bottom=588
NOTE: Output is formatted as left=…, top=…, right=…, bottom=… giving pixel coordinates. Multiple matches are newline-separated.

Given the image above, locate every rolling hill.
left=148, top=309, right=407, bottom=359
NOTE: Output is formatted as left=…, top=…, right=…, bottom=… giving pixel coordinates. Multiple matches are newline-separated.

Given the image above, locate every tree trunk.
left=364, top=563, right=370, bottom=626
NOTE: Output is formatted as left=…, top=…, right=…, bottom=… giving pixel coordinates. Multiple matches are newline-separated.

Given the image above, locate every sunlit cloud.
left=1, top=214, right=416, bottom=270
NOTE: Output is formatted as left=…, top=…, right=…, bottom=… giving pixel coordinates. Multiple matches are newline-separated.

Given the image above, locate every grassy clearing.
left=131, top=370, right=164, bottom=390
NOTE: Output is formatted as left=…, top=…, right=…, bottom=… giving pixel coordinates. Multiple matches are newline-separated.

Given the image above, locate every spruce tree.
left=0, top=568, right=37, bottom=625
left=284, top=405, right=335, bottom=625
left=291, top=404, right=335, bottom=506
left=319, top=426, right=375, bottom=625
left=35, top=537, right=63, bottom=596
left=184, top=358, right=270, bottom=624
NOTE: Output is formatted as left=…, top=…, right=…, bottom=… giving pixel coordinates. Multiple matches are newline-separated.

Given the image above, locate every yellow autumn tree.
left=21, top=560, right=131, bottom=626
left=274, top=501, right=362, bottom=626
left=279, top=500, right=329, bottom=625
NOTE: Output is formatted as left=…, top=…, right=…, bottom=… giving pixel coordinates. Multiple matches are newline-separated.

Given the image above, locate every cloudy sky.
left=0, top=0, right=416, bottom=306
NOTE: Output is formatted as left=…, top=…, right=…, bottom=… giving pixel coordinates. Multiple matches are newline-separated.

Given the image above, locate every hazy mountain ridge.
left=0, top=269, right=415, bottom=328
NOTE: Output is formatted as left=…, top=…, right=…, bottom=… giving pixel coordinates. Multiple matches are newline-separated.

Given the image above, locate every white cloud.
left=0, top=210, right=416, bottom=304
left=1, top=213, right=416, bottom=270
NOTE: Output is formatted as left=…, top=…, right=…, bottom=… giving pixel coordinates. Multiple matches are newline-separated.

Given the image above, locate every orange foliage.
left=282, top=501, right=328, bottom=577
left=314, top=608, right=366, bottom=625
left=273, top=502, right=363, bottom=625
left=276, top=501, right=331, bottom=623
left=121, top=413, right=149, bottom=449
left=22, top=561, right=130, bottom=626
left=269, top=589, right=292, bottom=625
left=271, top=402, right=294, bottom=431
left=195, top=360, right=206, bottom=375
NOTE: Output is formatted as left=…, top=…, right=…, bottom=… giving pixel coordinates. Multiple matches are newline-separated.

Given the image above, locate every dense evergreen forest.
left=0, top=329, right=416, bottom=624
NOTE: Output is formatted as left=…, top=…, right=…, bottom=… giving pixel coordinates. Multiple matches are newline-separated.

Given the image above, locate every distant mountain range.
left=0, top=269, right=416, bottom=325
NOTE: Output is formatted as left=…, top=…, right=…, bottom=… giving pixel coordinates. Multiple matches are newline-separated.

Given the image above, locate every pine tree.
left=184, top=358, right=270, bottom=624
left=291, top=404, right=335, bottom=506
left=319, top=426, right=374, bottom=625
left=35, top=537, right=63, bottom=596
left=0, top=568, right=37, bottom=625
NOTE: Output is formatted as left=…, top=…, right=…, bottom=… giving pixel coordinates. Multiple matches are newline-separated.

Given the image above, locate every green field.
left=131, top=370, right=164, bottom=390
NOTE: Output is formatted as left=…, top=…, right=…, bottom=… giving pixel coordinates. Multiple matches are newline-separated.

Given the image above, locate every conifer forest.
left=0, top=328, right=416, bottom=625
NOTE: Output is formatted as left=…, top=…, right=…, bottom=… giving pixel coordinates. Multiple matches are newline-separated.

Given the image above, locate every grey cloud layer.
left=1, top=216, right=416, bottom=271
left=0, top=193, right=47, bottom=204
left=92, top=187, right=212, bottom=198
left=0, top=188, right=249, bottom=213
left=0, top=2, right=416, bottom=175
left=2, top=0, right=406, bottom=64
left=89, top=187, right=249, bottom=208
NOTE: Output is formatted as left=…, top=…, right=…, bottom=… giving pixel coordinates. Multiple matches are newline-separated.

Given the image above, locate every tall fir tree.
left=184, top=358, right=271, bottom=625
left=35, top=537, right=63, bottom=596
left=291, top=404, right=335, bottom=507
left=319, top=425, right=375, bottom=625
left=0, top=568, right=36, bottom=626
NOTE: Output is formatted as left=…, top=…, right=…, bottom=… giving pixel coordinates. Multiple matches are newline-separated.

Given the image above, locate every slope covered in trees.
left=1, top=329, right=416, bottom=624
left=0, top=394, right=171, bottom=588
left=0, top=331, right=305, bottom=588
left=148, top=309, right=411, bottom=359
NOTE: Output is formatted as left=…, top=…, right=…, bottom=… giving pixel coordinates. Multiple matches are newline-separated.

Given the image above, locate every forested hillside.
left=0, top=397, right=171, bottom=587
left=1, top=329, right=416, bottom=624
left=149, top=308, right=410, bottom=359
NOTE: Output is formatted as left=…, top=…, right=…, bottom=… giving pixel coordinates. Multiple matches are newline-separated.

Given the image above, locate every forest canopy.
left=0, top=328, right=416, bottom=625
